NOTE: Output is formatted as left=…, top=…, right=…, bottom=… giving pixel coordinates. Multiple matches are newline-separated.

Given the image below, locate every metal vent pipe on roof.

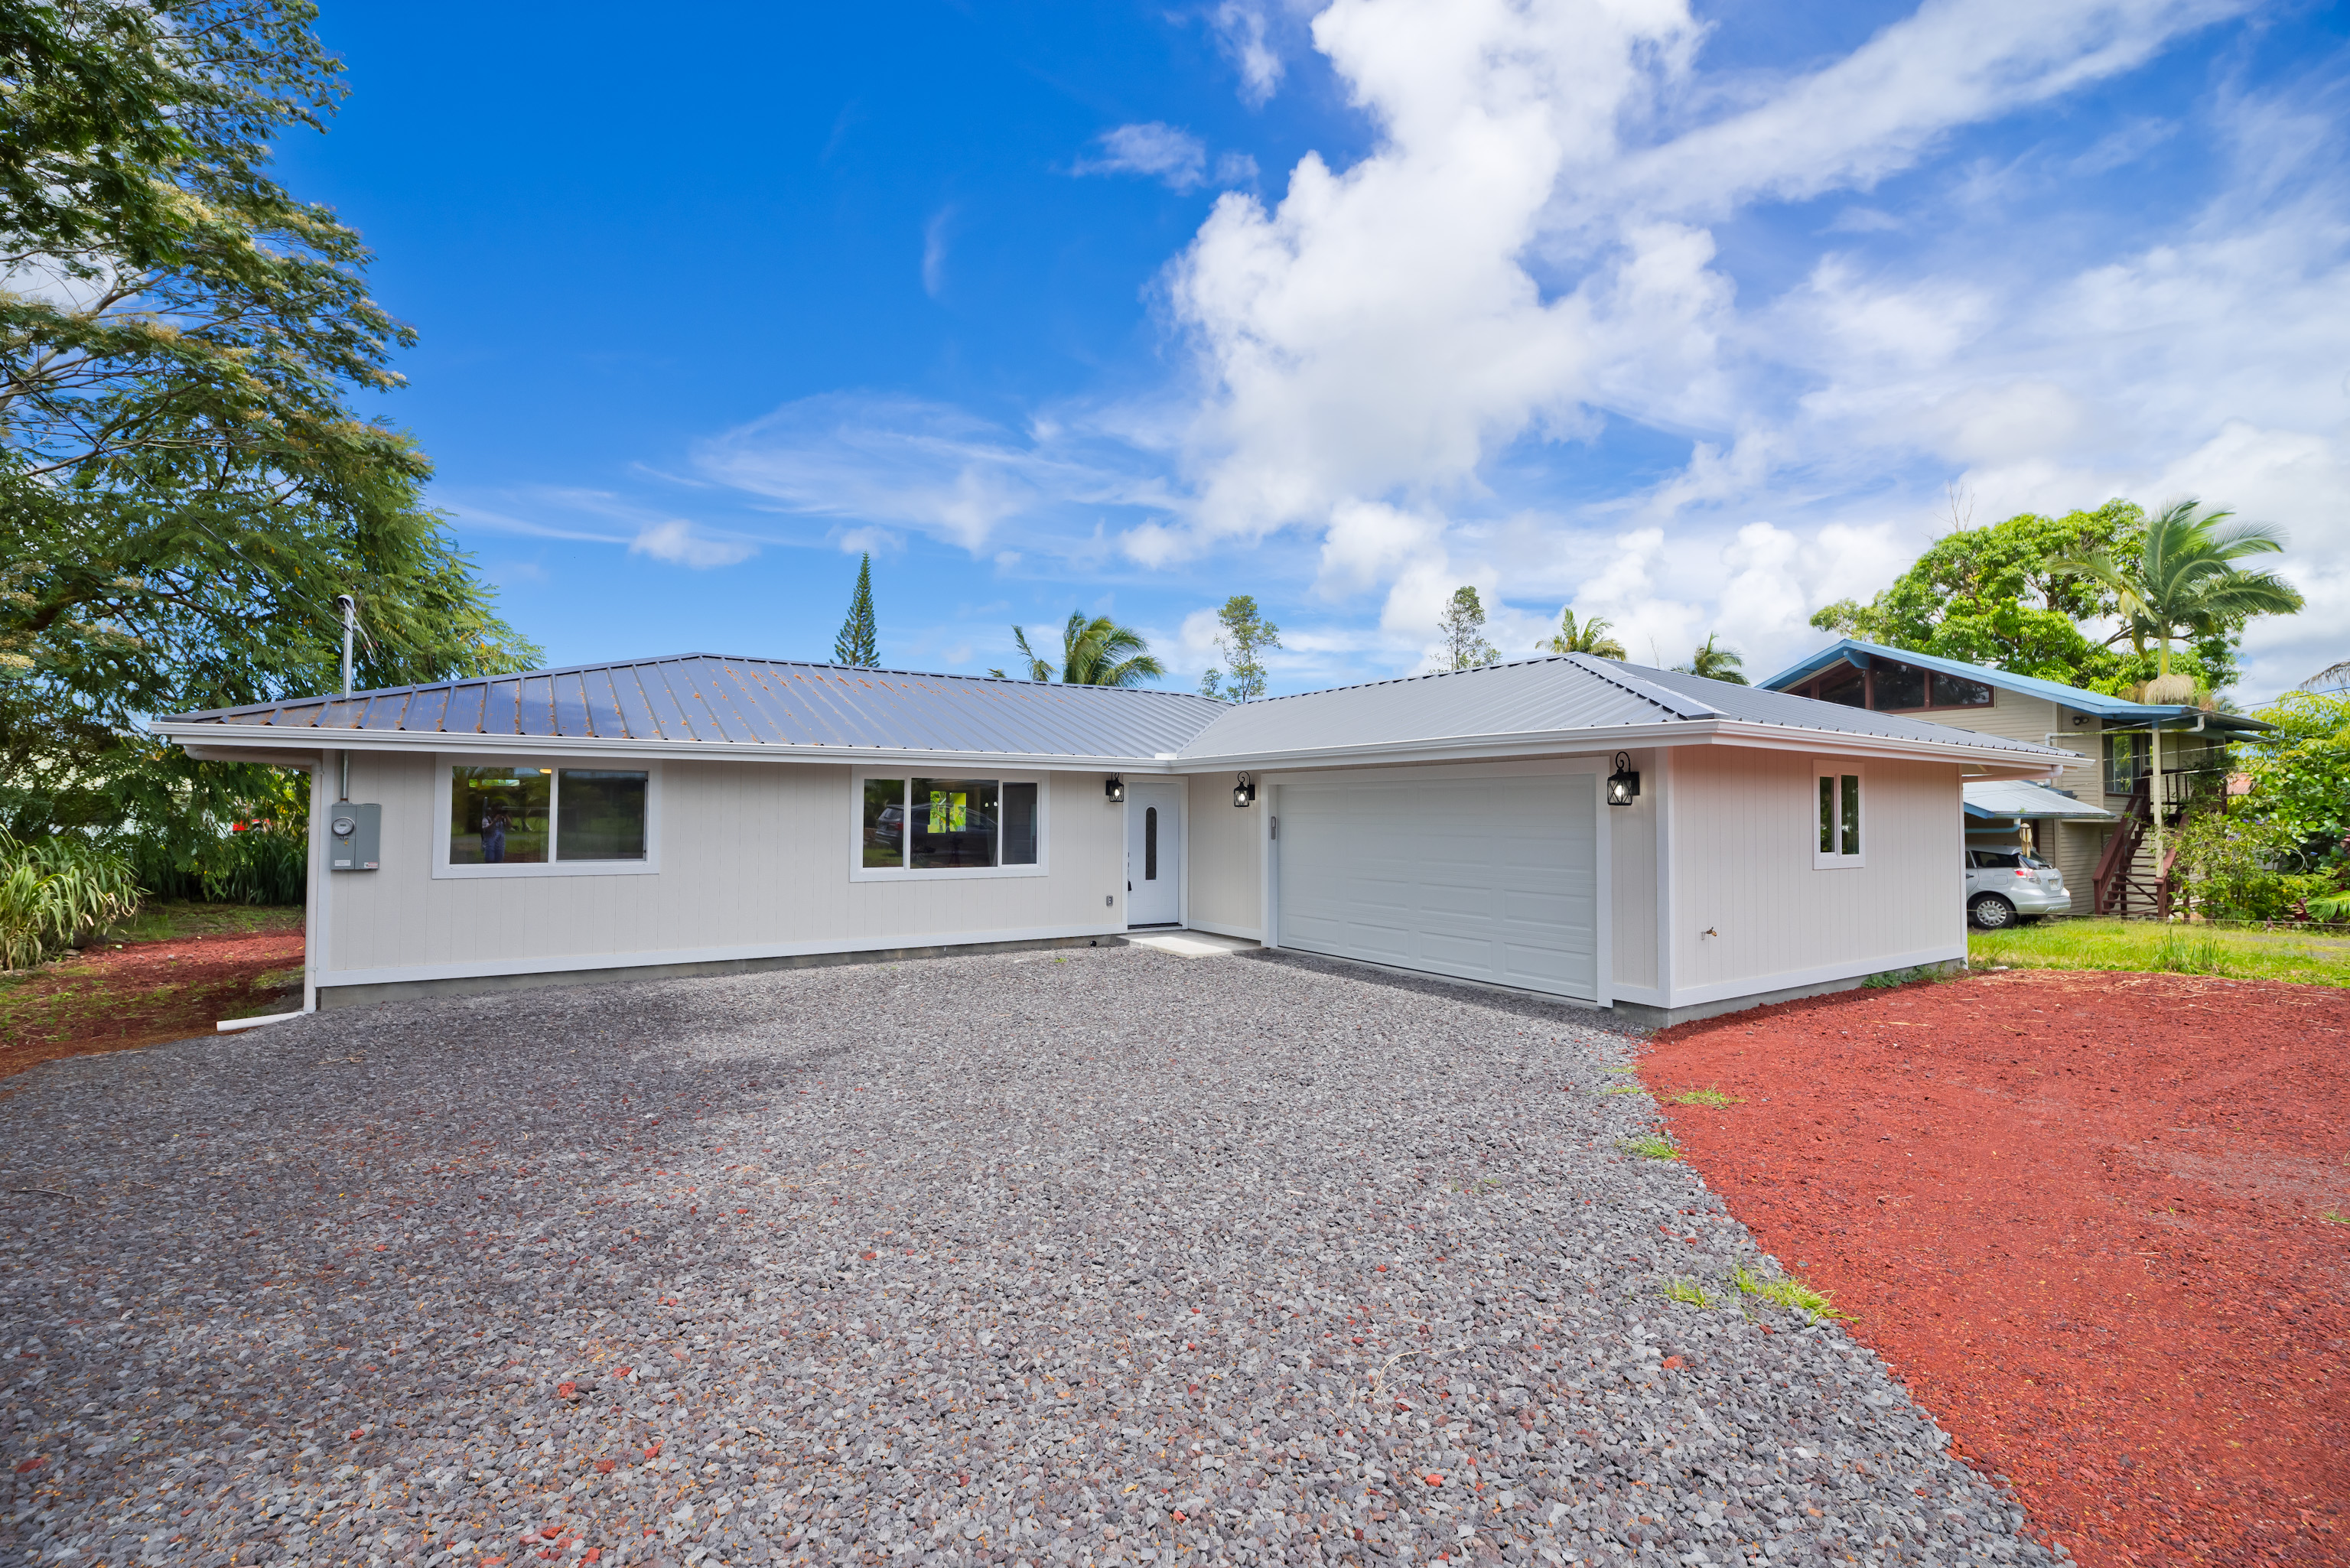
left=336, top=594, right=356, bottom=802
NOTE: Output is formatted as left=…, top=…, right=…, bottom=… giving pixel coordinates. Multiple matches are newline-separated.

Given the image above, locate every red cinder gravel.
left=1645, top=968, right=2350, bottom=1568
left=0, top=927, right=304, bottom=1082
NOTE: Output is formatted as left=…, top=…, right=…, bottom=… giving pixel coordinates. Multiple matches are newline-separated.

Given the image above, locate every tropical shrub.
left=0, top=833, right=143, bottom=969
left=2233, top=691, right=2350, bottom=870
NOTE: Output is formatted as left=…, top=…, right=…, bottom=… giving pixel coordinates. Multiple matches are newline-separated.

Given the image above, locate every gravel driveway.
left=0, top=944, right=2053, bottom=1568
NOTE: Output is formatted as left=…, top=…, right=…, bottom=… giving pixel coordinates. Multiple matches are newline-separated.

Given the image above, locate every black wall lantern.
left=1606, top=751, right=1640, bottom=806
left=1105, top=775, right=1125, bottom=803
left=1232, top=772, right=1256, bottom=808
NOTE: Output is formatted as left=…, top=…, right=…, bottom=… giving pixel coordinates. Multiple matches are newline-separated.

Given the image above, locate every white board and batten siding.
left=316, top=752, right=1128, bottom=991
left=1666, top=747, right=1964, bottom=1007
left=1269, top=761, right=1610, bottom=1004
left=1183, top=772, right=1265, bottom=940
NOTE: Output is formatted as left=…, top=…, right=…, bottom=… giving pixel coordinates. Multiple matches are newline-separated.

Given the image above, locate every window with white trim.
left=1815, top=766, right=1863, bottom=867
left=435, top=760, right=660, bottom=878
left=854, top=773, right=1043, bottom=878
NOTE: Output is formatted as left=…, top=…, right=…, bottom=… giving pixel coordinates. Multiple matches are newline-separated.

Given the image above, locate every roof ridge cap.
left=1560, top=655, right=1723, bottom=719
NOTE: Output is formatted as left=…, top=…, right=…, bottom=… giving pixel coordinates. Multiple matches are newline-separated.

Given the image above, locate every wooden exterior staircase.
left=2092, top=776, right=2176, bottom=919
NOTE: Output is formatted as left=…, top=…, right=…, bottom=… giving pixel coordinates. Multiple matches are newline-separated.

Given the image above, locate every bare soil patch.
left=0, top=926, right=304, bottom=1082
left=1646, top=969, right=2350, bottom=1568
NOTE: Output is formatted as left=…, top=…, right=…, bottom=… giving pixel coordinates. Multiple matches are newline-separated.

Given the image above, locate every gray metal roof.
left=160, top=651, right=2068, bottom=766
left=1173, top=656, right=2065, bottom=761
left=160, top=654, right=1229, bottom=760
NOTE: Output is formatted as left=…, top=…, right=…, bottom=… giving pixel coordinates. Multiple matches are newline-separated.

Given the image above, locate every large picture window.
left=446, top=763, right=652, bottom=872
left=858, top=774, right=1041, bottom=877
left=1815, top=766, right=1863, bottom=867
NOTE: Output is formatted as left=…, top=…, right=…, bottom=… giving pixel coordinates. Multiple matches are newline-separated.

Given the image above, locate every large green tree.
left=1198, top=595, right=1281, bottom=702
left=1806, top=501, right=2244, bottom=694
left=0, top=0, right=538, bottom=868
left=832, top=553, right=879, bottom=666
left=1437, top=586, right=1499, bottom=671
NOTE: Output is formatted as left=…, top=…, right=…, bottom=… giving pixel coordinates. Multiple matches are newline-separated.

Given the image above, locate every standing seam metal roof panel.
left=160, top=653, right=1232, bottom=759
left=1173, top=655, right=2064, bottom=760
left=1175, top=656, right=1701, bottom=761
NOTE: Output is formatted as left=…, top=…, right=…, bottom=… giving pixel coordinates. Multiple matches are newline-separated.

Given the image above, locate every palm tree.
left=2050, top=499, right=2304, bottom=888
left=1546, top=608, right=1626, bottom=659
left=2305, top=658, right=2350, bottom=694
left=2051, top=499, right=2303, bottom=703
left=1675, top=633, right=1748, bottom=685
left=991, top=612, right=1167, bottom=687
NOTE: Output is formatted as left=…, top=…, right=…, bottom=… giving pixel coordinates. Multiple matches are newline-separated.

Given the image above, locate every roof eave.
left=143, top=723, right=1180, bottom=773
left=1171, top=718, right=2067, bottom=773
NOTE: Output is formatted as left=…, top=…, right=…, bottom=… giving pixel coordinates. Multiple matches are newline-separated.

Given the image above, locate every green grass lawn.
left=1970, top=916, right=2350, bottom=987
left=106, top=899, right=304, bottom=945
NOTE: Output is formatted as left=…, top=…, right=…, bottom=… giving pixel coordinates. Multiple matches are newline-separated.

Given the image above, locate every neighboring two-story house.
left=1762, top=639, right=2267, bottom=914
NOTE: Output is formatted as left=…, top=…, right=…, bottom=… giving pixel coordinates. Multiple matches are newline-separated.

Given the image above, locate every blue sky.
left=284, top=0, right=2350, bottom=699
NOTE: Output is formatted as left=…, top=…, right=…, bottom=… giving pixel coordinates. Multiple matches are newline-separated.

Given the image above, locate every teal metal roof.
left=1762, top=639, right=2267, bottom=732
left=1962, top=779, right=2114, bottom=821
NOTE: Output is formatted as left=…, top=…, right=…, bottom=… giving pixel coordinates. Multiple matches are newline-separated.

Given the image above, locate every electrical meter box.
left=327, top=802, right=381, bottom=872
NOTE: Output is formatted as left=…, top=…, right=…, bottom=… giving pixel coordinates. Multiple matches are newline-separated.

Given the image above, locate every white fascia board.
left=176, top=743, right=323, bottom=768
left=1699, top=720, right=2072, bottom=771
left=1167, top=719, right=2068, bottom=774
left=160, top=714, right=2068, bottom=777
left=147, top=724, right=1179, bottom=773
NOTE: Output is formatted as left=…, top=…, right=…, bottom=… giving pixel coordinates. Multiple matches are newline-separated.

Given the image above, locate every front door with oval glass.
left=1125, top=782, right=1182, bottom=927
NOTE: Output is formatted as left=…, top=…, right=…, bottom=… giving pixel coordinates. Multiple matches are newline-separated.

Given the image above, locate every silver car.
left=1966, top=848, right=2068, bottom=929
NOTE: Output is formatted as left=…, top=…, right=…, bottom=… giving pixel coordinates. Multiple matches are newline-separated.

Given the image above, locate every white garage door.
left=1278, top=773, right=1600, bottom=1000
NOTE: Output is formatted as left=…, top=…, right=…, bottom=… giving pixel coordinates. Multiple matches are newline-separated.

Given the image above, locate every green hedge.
left=129, top=823, right=308, bottom=906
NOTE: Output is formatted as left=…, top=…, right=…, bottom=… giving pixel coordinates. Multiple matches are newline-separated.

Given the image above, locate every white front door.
left=1125, top=783, right=1182, bottom=927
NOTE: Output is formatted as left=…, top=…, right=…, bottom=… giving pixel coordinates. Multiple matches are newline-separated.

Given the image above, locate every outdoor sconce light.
left=1105, top=776, right=1125, bottom=803
left=1232, top=772, right=1256, bottom=808
left=1606, top=752, right=1640, bottom=806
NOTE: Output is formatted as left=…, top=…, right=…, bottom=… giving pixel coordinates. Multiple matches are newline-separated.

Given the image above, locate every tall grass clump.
left=0, top=833, right=144, bottom=969
left=2151, top=929, right=2226, bottom=975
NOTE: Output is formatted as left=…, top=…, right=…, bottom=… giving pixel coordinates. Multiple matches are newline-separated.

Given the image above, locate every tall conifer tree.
left=833, top=554, right=879, bottom=666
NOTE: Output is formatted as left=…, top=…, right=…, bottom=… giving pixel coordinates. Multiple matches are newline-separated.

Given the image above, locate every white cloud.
left=1077, top=123, right=1209, bottom=189
left=694, top=392, right=1167, bottom=553
left=677, top=0, right=2340, bottom=698
left=1211, top=1, right=1287, bottom=105
left=627, top=521, right=757, bottom=569
left=922, top=206, right=955, bottom=299
left=1073, top=124, right=1261, bottom=193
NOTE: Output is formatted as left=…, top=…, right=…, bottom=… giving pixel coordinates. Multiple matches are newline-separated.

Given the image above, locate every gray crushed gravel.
left=0, top=942, right=2056, bottom=1568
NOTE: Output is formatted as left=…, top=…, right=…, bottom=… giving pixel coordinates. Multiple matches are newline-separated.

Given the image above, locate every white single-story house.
left=1761, top=638, right=2269, bottom=915
left=152, top=652, right=2072, bottom=1026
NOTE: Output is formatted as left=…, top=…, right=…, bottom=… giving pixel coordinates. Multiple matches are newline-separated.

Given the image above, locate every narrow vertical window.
left=862, top=778, right=906, bottom=869
left=1144, top=805, right=1159, bottom=880
left=1816, top=767, right=1863, bottom=867
left=1002, top=782, right=1038, bottom=865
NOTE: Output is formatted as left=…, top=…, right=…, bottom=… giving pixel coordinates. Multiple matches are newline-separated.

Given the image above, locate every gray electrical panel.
left=327, top=802, right=381, bottom=872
